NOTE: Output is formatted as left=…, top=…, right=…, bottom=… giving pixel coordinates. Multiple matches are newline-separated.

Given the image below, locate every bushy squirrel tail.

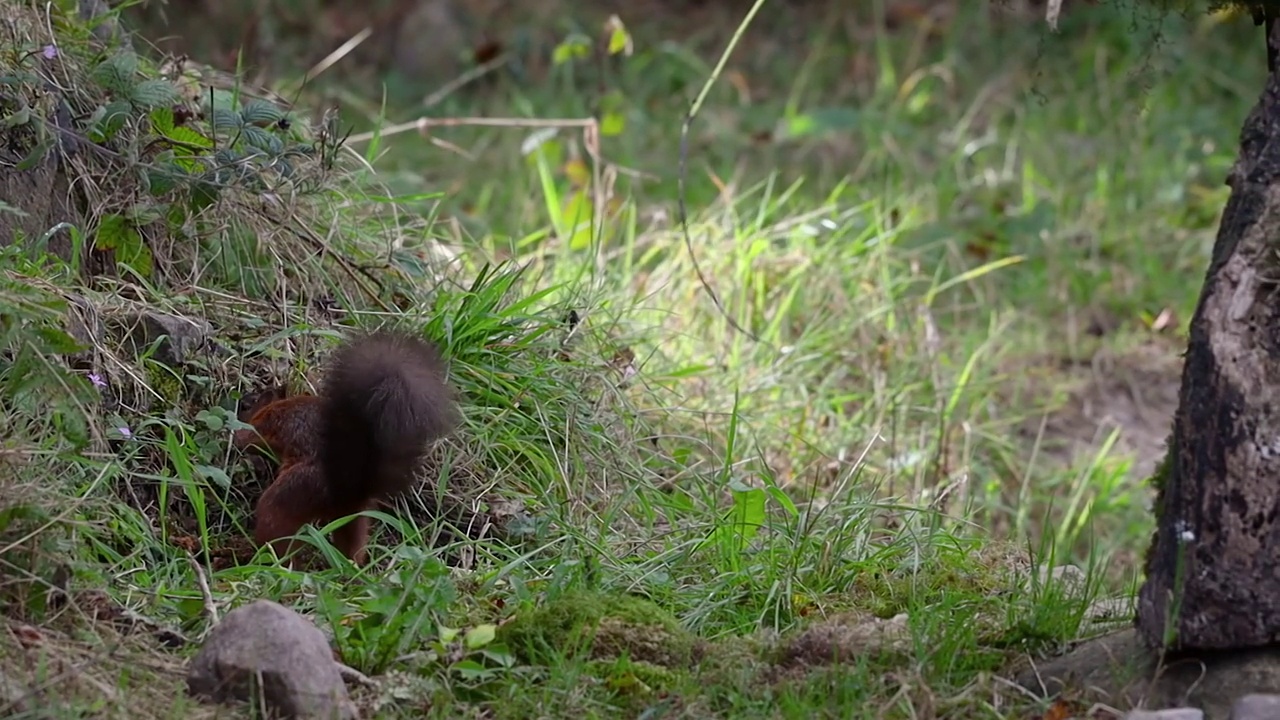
left=318, top=330, right=459, bottom=505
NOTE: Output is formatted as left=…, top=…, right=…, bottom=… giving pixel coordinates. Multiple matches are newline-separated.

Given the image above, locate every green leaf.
left=464, top=624, right=497, bottom=650
left=729, top=486, right=767, bottom=540
left=606, top=18, right=631, bottom=55
left=451, top=660, right=488, bottom=679
left=241, top=100, right=286, bottom=126
left=552, top=36, right=590, bottom=65
left=209, top=107, right=243, bottom=130
left=89, top=51, right=138, bottom=93
left=94, top=214, right=128, bottom=252
left=143, top=163, right=181, bottom=196
left=87, top=100, right=134, bottom=143
left=600, top=111, right=625, bottom=137
left=188, top=179, right=220, bottom=212
left=16, top=138, right=54, bottom=171
left=149, top=106, right=175, bottom=134
left=561, top=191, right=594, bottom=251
left=242, top=125, right=283, bottom=154
left=130, top=79, right=180, bottom=110
left=124, top=203, right=164, bottom=225
left=195, top=464, right=232, bottom=489
left=165, top=125, right=215, bottom=150
left=32, top=325, right=85, bottom=354
left=700, top=484, right=767, bottom=561
left=1, top=105, right=32, bottom=129
left=599, top=90, right=627, bottom=137
left=213, top=148, right=243, bottom=166
left=766, top=486, right=799, bottom=517
left=780, top=107, right=860, bottom=139
left=94, top=214, right=153, bottom=278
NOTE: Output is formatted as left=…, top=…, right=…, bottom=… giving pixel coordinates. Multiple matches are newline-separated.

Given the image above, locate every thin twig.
left=346, top=116, right=595, bottom=145
left=187, top=554, right=219, bottom=626
left=424, top=54, right=510, bottom=108
left=303, top=27, right=373, bottom=87
left=676, top=0, right=771, bottom=347
left=336, top=663, right=375, bottom=687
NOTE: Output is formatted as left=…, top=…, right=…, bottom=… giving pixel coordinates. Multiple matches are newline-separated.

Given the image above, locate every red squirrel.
left=232, top=330, right=459, bottom=566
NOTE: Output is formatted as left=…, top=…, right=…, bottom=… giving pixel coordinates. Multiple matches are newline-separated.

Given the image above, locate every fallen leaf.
left=13, top=624, right=44, bottom=649
left=1150, top=307, right=1176, bottom=333
left=1038, top=697, right=1086, bottom=720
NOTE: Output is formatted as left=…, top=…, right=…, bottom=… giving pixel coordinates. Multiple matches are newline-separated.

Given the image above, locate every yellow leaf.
left=563, top=158, right=590, bottom=188
left=605, top=16, right=632, bottom=56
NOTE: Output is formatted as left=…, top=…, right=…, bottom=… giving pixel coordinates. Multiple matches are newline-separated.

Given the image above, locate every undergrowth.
left=0, top=0, right=1255, bottom=717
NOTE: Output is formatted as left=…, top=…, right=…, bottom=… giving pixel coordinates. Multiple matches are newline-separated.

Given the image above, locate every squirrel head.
left=237, top=384, right=289, bottom=423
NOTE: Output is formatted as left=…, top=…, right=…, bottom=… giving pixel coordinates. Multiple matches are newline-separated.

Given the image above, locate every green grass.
left=0, top=0, right=1261, bottom=717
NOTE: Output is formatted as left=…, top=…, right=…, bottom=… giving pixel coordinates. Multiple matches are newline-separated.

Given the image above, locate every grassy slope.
left=0, top=0, right=1262, bottom=718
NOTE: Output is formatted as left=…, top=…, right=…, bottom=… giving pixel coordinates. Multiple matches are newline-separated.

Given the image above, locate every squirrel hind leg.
left=331, top=501, right=378, bottom=566
left=253, top=463, right=332, bottom=564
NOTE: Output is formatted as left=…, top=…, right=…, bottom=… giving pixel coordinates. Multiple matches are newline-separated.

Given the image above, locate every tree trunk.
left=1136, top=22, right=1280, bottom=651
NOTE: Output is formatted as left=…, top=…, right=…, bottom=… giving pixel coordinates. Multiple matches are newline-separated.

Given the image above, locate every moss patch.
left=497, top=590, right=703, bottom=668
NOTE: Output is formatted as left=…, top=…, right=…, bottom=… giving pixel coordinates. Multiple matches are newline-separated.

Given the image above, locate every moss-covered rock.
left=497, top=589, right=703, bottom=668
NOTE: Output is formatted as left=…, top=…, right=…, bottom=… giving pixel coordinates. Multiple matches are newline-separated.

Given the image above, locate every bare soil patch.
left=1012, top=335, right=1184, bottom=481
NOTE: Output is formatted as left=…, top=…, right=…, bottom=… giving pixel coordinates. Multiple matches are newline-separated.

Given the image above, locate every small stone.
left=1037, top=564, right=1087, bottom=592
left=1123, top=709, right=1203, bottom=720
left=1085, top=597, right=1134, bottom=626
left=1231, top=694, right=1280, bottom=720
left=187, top=600, right=355, bottom=719
left=112, top=310, right=211, bottom=366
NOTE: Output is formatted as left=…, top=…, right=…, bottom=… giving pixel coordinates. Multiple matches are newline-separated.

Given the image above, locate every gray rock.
left=78, top=0, right=133, bottom=48
left=1124, top=710, right=1204, bottom=720
left=187, top=600, right=356, bottom=719
left=111, top=310, right=211, bottom=366
left=63, top=294, right=102, bottom=366
left=0, top=147, right=83, bottom=260
left=1042, top=564, right=1087, bottom=593
left=1230, top=694, right=1280, bottom=720
left=1013, top=628, right=1280, bottom=720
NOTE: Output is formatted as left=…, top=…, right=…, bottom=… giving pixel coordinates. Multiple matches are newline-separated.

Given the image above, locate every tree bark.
left=1136, top=21, right=1280, bottom=651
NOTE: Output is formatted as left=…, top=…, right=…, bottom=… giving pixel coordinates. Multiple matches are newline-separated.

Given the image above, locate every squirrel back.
left=235, top=329, right=458, bottom=566
left=319, top=330, right=459, bottom=507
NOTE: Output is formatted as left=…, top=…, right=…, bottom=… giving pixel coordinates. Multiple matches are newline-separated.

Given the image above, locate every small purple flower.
left=42, top=45, right=57, bottom=60
left=116, top=427, right=132, bottom=439
left=88, top=373, right=105, bottom=388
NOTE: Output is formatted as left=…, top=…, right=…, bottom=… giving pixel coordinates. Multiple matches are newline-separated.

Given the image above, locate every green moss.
left=840, top=541, right=1024, bottom=619
left=496, top=589, right=701, bottom=667
left=1141, top=430, right=1177, bottom=577
left=585, top=657, right=682, bottom=703
left=1147, top=430, right=1175, bottom=498
left=143, top=360, right=184, bottom=406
